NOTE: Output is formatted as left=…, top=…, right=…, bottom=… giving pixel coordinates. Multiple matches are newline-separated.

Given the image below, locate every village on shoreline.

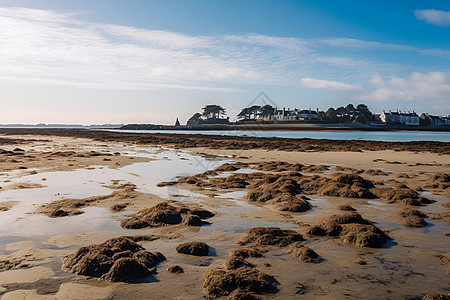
left=121, top=101, right=450, bottom=132
left=2, top=100, right=449, bottom=132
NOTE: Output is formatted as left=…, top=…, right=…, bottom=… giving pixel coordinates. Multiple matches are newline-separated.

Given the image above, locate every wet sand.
left=0, top=131, right=448, bottom=299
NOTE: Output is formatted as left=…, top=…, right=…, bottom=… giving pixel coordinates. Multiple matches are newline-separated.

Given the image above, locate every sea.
left=107, top=129, right=450, bottom=142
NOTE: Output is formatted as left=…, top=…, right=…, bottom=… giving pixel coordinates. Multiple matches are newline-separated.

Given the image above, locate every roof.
left=384, top=111, right=418, bottom=117
left=298, top=110, right=318, bottom=114
left=274, top=109, right=297, bottom=116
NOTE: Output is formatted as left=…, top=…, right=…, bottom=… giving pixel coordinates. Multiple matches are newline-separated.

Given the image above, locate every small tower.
left=175, top=118, right=181, bottom=126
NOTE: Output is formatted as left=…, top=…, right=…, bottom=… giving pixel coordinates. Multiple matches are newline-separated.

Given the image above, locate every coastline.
left=118, top=123, right=450, bottom=132
left=0, top=128, right=449, bottom=154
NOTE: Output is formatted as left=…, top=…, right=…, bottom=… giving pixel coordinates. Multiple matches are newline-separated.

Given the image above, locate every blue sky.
left=0, top=0, right=449, bottom=124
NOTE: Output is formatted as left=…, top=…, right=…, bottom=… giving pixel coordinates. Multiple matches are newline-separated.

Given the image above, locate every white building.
left=272, top=107, right=323, bottom=121
left=272, top=108, right=297, bottom=121
left=380, top=110, right=419, bottom=126
left=297, top=109, right=321, bottom=120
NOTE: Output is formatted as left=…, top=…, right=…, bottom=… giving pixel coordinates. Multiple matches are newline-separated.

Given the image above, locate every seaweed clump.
left=238, top=227, right=304, bottom=247
left=63, top=237, right=165, bottom=282
left=120, top=202, right=214, bottom=229
left=246, top=174, right=312, bottom=212
left=396, top=208, right=427, bottom=228
left=371, top=185, right=432, bottom=206
left=288, top=242, right=322, bottom=263
left=176, top=241, right=209, bottom=256
left=203, top=247, right=277, bottom=299
left=307, top=212, right=389, bottom=248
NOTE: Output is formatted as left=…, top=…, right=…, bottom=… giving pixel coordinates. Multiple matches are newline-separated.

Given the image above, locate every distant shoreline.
left=1, top=123, right=449, bottom=132
left=0, top=128, right=448, bottom=153
left=117, top=123, right=450, bottom=132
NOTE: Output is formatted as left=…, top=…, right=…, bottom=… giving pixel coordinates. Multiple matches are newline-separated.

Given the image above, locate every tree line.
left=187, top=105, right=229, bottom=125
left=237, top=105, right=275, bottom=120
left=322, top=104, right=374, bottom=124
left=186, top=103, right=376, bottom=125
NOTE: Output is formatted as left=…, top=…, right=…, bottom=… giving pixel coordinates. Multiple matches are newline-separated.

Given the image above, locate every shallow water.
left=0, top=145, right=267, bottom=245
left=108, top=129, right=450, bottom=142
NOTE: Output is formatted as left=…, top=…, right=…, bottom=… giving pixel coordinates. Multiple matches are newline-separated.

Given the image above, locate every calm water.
left=108, top=129, right=450, bottom=142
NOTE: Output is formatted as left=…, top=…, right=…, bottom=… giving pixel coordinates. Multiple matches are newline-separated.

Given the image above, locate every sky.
left=0, top=0, right=449, bottom=125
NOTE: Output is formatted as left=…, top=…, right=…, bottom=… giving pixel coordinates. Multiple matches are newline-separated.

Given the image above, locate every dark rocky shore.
left=0, top=128, right=449, bottom=154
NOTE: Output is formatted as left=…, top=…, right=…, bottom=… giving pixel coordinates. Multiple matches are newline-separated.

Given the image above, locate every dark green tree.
left=356, top=104, right=374, bottom=121
left=237, top=107, right=252, bottom=120
left=260, top=104, right=274, bottom=119
left=186, top=112, right=203, bottom=125
left=248, top=105, right=261, bottom=119
left=324, top=108, right=339, bottom=123
left=202, top=105, right=226, bottom=119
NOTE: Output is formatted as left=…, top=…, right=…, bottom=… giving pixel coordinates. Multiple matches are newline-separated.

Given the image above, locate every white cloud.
left=0, top=6, right=448, bottom=93
left=415, top=9, right=450, bottom=27
left=301, top=78, right=361, bottom=91
left=355, top=72, right=450, bottom=110
left=0, top=6, right=77, bottom=23
left=315, top=38, right=415, bottom=51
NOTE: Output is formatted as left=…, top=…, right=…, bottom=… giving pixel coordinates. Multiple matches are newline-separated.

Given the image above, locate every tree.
left=260, top=105, right=274, bottom=119
left=334, top=106, right=351, bottom=123
left=356, top=104, right=374, bottom=121
left=248, top=105, right=261, bottom=119
left=202, top=105, right=226, bottom=119
left=186, top=113, right=202, bottom=126
left=322, top=103, right=374, bottom=123
left=353, top=114, right=367, bottom=124
left=237, top=107, right=252, bottom=120
left=346, top=104, right=356, bottom=112
left=324, top=108, right=339, bottom=123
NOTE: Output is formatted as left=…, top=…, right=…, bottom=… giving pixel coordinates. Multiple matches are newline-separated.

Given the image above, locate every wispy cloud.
left=0, top=6, right=448, bottom=93
left=301, top=78, right=361, bottom=91
left=415, top=9, right=450, bottom=27
left=355, top=72, right=450, bottom=111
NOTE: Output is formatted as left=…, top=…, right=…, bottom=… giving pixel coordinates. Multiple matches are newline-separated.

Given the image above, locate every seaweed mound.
left=120, top=202, right=214, bottom=229
left=428, top=212, right=450, bottom=224
left=337, top=204, right=356, bottom=211
left=168, top=265, right=184, bottom=273
left=365, top=169, right=389, bottom=176
left=308, top=212, right=389, bottom=248
left=335, top=166, right=363, bottom=173
left=38, top=183, right=138, bottom=218
left=230, top=248, right=265, bottom=259
left=203, top=267, right=279, bottom=299
left=339, top=224, right=390, bottom=248
left=288, top=242, right=322, bottom=263
left=63, top=237, right=165, bottom=282
left=396, top=208, right=427, bottom=228
left=238, top=227, right=304, bottom=247
left=203, top=244, right=276, bottom=299
left=296, top=173, right=375, bottom=199
left=431, top=173, right=450, bottom=183
left=254, top=161, right=304, bottom=172
left=226, top=248, right=265, bottom=271
left=319, top=174, right=375, bottom=198
left=371, top=186, right=432, bottom=206
left=251, top=161, right=329, bottom=173
left=422, top=293, right=450, bottom=300
left=225, top=255, right=255, bottom=270
left=214, top=162, right=249, bottom=172
left=246, top=175, right=311, bottom=212
left=176, top=241, right=209, bottom=256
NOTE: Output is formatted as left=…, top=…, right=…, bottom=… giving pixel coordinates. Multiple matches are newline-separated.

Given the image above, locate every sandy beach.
left=0, top=130, right=448, bottom=299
